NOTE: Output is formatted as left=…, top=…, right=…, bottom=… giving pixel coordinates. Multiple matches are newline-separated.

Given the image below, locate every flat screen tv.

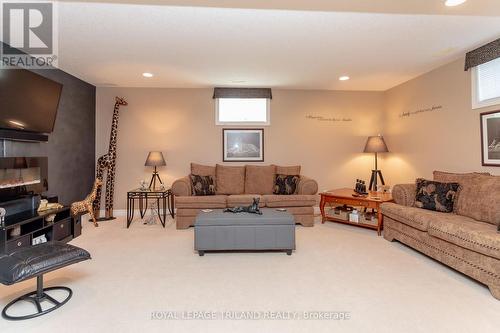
left=0, top=68, right=62, bottom=134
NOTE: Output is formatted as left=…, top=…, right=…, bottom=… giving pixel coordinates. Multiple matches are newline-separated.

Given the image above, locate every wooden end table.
left=126, top=188, right=174, bottom=228
left=319, top=188, right=393, bottom=236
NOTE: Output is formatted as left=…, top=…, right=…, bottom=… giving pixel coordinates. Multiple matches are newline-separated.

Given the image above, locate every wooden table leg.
left=377, top=206, right=383, bottom=236
left=320, top=195, right=326, bottom=223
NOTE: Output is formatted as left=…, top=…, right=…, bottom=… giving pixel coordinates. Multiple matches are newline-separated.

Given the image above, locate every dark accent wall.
left=1, top=68, right=95, bottom=206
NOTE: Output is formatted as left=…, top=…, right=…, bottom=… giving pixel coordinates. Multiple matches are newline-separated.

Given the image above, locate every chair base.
left=2, top=275, right=72, bottom=321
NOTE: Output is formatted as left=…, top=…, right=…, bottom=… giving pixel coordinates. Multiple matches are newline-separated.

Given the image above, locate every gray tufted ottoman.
left=194, top=208, right=295, bottom=256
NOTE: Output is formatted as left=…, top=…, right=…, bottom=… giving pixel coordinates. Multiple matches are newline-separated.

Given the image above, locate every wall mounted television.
left=0, top=68, right=63, bottom=141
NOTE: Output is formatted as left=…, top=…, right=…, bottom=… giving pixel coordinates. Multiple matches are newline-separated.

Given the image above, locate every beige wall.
left=96, top=88, right=384, bottom=209
left=382, top=58, right=499, bottom=184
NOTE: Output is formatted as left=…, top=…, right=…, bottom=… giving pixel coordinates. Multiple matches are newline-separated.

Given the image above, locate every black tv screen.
left=0, top=68, right=62, bottom=133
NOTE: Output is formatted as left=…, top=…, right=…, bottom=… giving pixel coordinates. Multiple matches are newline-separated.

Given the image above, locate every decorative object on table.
left=144, top=201, right=159, bottom=225
left=93, top=96, right=128, bottom=221
left=223, top=128, right=264, bottom=162
left=145, top=151, right=167, bottom=190
left=0, top=207, right=5, bottom=227
left=223, top=197, right=263, bottom=215
left=273, top=174, right=300, bottom=195
left=414, top=178, right=460, bottom=213
left=37, top=199, right=64, bottom=212
left=354, top=179, right=368, bottom=195
left=364, top=134, right=389, bottom=191
left=45, top=214, right=56, bottom=223
left=32, top=234, right=48, bottom=245
left=480, top=110, right=500, bottom=166
left=71, top=178, right=103, bottom=227
left=10, top=226, right=21, bottom=237
left=139, top=180, right=148, bottom=191
left=349, top=209, right=360, bottom=223
left=190, top=174, right=216, bottom=196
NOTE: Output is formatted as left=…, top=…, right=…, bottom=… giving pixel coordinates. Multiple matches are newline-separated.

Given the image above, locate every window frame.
left=215, top=98, right=271, bottom=126
left=471, top=61, right=500, bottom=110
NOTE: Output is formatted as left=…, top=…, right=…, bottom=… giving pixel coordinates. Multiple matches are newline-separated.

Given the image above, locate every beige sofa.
left=172, top=163, right=318, bottom=229
left=381, top=171, right=500, bottom=300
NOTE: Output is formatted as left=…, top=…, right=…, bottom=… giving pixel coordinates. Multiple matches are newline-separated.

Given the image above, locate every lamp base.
left=149, top=172, right=163, bottom=190
left=368, top=169, right=385, bottom=192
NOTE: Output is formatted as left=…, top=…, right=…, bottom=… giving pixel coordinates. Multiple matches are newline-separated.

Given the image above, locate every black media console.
left=0, top=207, right=81, bottom=254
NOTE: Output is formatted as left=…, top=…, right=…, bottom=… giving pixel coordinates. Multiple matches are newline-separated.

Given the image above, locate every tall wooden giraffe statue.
left=93, top=96, right=128, bottom=220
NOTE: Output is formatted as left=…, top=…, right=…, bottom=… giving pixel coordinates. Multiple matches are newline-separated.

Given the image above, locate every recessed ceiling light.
left=339, top=76, right=350, bottom=81
left=142, top=72, right=154, bottom=78
left=445, top=0, right=467, bottom=7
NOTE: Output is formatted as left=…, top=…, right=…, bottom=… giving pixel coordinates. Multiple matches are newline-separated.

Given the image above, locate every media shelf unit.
left=0, top=207, right=81, bottom=253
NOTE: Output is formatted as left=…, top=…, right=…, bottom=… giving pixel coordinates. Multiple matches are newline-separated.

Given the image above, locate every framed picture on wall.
left=223, top=129, right=264, bottom=162
left=480, top=110, right=500, bottom=166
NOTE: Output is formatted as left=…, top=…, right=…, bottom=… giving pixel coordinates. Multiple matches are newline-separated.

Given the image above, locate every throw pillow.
left=415, top=178, right=460, bottom=213
left=273, top=174, right=300, bottom=195
left=190, top=174, right=215, bottom=196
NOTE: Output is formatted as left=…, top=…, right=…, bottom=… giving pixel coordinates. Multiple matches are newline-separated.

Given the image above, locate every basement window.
left=213, top=88, right=272, bottom=125
left=216, top=98, right=270, bottom=125
left=472, top=57, right=500, bottom=109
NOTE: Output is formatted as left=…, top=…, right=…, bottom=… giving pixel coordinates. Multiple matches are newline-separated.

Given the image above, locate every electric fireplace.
left=0, top=157, right=48, bottom=202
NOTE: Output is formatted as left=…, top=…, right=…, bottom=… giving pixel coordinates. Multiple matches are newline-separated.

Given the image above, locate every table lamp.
left=145, top=151, right=166, bottom=190
left=363, top=135, right=389, bottom=191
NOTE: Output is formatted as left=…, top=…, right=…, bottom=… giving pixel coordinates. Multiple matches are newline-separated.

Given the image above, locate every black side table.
left=126, top=188, right=174, bottom=228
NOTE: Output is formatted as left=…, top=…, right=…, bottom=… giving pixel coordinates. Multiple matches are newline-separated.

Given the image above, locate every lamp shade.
left=145, top=151, right=166, bottom=167
left=363, top=135, right=389, bottom=153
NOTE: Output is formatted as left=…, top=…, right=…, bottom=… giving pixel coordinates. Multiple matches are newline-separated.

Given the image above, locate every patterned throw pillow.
left=190, top=174, right=215, bottom=196
left=273, top=174, right=300, bottom=195
left=415, top=178, right=460, bottom=213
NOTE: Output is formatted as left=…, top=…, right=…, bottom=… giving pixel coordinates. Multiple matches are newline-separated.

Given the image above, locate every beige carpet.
left=1, top=215, right=499, bottom=333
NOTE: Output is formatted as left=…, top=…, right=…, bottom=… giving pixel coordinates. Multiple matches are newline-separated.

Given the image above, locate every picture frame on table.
left=222, top=128, right=264, bottom=162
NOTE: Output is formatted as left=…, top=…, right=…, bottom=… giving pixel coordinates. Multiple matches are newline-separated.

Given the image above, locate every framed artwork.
left=222, top=128, right=264, bottom=162
left=480, top=110, right=500, bottom=166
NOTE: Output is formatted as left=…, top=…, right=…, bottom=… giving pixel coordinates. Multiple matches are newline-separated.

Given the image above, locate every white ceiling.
left=53, top=0, right=500, bottom=90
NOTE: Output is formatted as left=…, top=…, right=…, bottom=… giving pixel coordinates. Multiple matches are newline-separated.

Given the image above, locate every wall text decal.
left=399, top=105, right=443, bottom=118
left=306, top=115, right=353, bottom=122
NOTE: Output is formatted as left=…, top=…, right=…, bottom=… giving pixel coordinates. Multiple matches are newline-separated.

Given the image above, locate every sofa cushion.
left=433, top=170, right=489, bottom=213
left=244, top=165, right=276, bottom=195
left=175, top=195, right=227, bottom=209
left=216, top=165, right=245, bottom=195
left=415, top=178, right=460, bottom=213
left=428, top=215, right=500, bottom=260
left=273, top=174, right=300, bottom=195
left=190, top=174, right=216, bottom=196
left=263, top=194, right=316, bottom=207
left=275, top=165, right=301, bottom=176
left=454, top=174, right=500, bottom=226
left=191, top=163, right=216, bottom=178
left=381, top=202, right=451, bottom=232
left=433, top=170, right=490, bottom=183
left=227, top=194, right=265, bottom=208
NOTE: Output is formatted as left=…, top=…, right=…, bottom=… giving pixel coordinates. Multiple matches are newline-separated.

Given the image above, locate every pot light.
left=339, top=76, right=350, bottom=81
left=445, top=0, right=467, bottom=7
left=142, top=72, right=154, bottom=78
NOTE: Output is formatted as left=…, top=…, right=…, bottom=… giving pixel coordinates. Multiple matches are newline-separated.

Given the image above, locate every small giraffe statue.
left=93, top=96, right=128, bottom=220
left=71, top=178, right=103, bottom=227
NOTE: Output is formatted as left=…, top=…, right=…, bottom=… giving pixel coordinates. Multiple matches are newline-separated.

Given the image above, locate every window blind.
left=476, top=57, right=500, bottom=103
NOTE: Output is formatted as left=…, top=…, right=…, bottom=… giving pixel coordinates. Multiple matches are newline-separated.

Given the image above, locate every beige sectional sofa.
left=381, top=171, right=500, bottom=300
left=172, top=163, right=318, bottom=229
